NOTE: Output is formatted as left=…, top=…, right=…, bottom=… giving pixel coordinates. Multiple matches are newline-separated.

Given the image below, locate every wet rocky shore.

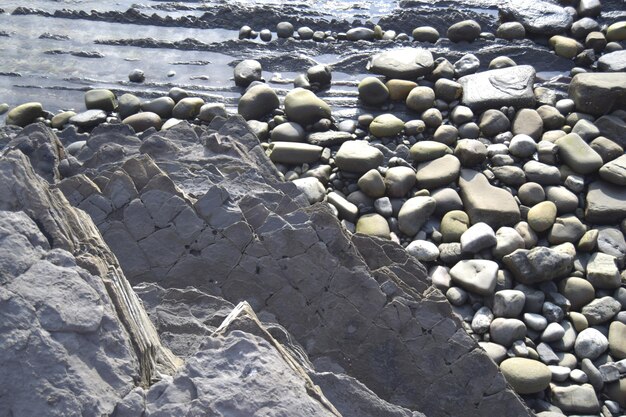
left=1, top=1, right=626, bottom=416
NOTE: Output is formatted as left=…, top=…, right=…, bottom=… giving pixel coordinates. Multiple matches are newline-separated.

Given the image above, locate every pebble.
left=128, top=68, right=145, bottom=83
left=450, top=259, right=499, bottom=296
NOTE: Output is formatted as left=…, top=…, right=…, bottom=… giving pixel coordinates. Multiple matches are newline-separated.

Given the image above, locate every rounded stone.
left=370, top=113, right=404, bottom=137
left=441, top=210, right=470, bottom=242
left=500, top=358, right=551, bottom=394
left=335, top=141, right=384, bottom=174
left=85, top=89, right=117, bottom=112
left=284, top=88, right=332, bottom=126
left=172, top=97, right=205, bottom=120
left=496, top=22, right=525, bottom=40
left=608, top=321, right=626, bottom=359
left=386, top=80, right=417, bottom=101
left=142, top=97, right=175, bottom=118
left=358, top=77, right=389, bottom=106
left=549, top=35, right=583, bottom=59
left=447, top=20, right=481, bottom=43
left=527, top=201, right=558, bottom=232
left=406, top=239, right=440, bottom=262
left=5, top=102, right=44, bottom=127
left=606, top=21, right=626, bottom=42
left=558, top=277, right=596, bottom=311
left=454, top=139, right=487, bottom=167
left=412, top=26, right=440, bottom=43
left=479, top=109, right=510, bottom=137
left=50, top=111, right=76, bottom=129
left=397, top=196, right=436, bottom=236
left=356, top=214, right=390, bottom=239
left=238, top=84, right=280, bottom=121
left=358, top=169, right=386, bottom=198
left=234, top=59, right=263, bottom=87
left=122, top=112, right=162, bottom=132
left=128, top=68, right=145, bottom=83
left=260, top=29, right=272, bottom=42
left=406, top=86, right=435, bottom=113
left=493, top=290, right=526, bottom=318
left=490, top=318, right=527, bottom=346
left=512, top=109, right=543, bottom=140
left=574, top=327, right=609, bottom=360
left=271, top=122, right=305, bottom=142
left=509, top=134, right=537, bottom=158
left=276, top=21, right=294, bottom=38
left=198, top=103, right=227, bottom=122
left=384, top=166, right=416, bottom=198
left=118, top=93, right=142, bottom=119
left=410, top=141, right=450, bottom=163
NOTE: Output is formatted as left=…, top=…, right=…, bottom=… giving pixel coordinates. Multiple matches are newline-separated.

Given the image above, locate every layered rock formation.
left=0, top=119, right=532, bottom=416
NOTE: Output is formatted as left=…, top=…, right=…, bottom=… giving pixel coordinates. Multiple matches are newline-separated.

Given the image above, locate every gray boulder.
left=459, top=66, right=536, bottom=111
left=499, top=0, right=573, bottom=35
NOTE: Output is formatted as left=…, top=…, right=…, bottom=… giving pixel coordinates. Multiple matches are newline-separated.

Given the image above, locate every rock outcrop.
left=0, top=118, right=533, bottom=417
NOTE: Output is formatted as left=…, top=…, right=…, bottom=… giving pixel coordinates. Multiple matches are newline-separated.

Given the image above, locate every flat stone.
left=596, top=115, right=626, bottom=148
left=306, top=131, right=354, bottom=147
left=267, top=142, right=323, bottom=165
left=585, top=181, right=626, bottom=224
left=500, top=358, right=551, bottom=394
left=550, top=384, right=600, bottom=414
left=598, top=50, right=626, bottom=72
left=458, top=169, right=521, bottom=228
left=568, top=72, right=626, bottom=116
left=502, top=243, right=575, bottom=284
left=367, top=48, right=434, bottom=80
left=599, top=154, right=626, bottom=185
left=415, top=154, right=460, bottom=189
left=449, top=259, right=499, bottom=296
left=69, top=110, right=107, bottom=129
left=335, top=141, right=384, bottom=174
left=459, top=66, right=535, bottom=111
